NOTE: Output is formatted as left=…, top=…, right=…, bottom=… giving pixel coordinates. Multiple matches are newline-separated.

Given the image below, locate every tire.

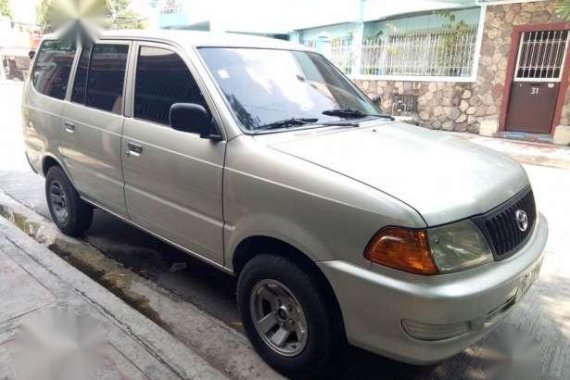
left=45, top=165, right=93, bottom=237
left=237, top=254, right=344, bottom=379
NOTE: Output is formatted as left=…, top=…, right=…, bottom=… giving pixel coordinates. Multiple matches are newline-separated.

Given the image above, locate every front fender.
left=225, top=212, right=332, bottom=270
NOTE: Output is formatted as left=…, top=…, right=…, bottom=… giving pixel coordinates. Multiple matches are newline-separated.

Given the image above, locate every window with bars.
left=301, top=37, right=354, bottom=75
left=330, top=37, right=353, bottom=75
left=159, top=0, right=183, bottom=14
left=299, top=24, right=479, bottom=79
left=301, top=40, right=316, bottom=49
left=361, top=26, right=478, bottom=77
left=515, top=30, right=570, bottom=82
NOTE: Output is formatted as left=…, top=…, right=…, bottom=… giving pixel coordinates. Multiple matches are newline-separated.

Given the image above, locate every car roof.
left=94, top=29, right=310, bottom=51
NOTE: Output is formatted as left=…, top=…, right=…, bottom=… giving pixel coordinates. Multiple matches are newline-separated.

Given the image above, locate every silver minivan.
left=22, top=27, right=548, bottom=378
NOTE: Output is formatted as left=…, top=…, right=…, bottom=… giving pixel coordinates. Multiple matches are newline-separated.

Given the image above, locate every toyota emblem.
left=515, top=209, right=529, bottom=232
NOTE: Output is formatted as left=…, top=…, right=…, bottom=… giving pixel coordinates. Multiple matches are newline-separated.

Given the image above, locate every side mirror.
left=169, top=103, right=222, bottom=141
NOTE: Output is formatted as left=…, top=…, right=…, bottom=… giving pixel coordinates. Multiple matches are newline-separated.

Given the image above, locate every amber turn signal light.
left=364, top=227, right=439, bottom=275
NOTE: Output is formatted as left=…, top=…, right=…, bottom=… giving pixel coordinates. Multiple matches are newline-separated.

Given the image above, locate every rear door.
left=61, top=40, right=130, bottom=215
left=122, top=42, right=226, bottom=264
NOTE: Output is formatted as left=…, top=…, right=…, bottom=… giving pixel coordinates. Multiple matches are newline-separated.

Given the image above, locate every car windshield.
left=198, top=47, right=381, bottom=132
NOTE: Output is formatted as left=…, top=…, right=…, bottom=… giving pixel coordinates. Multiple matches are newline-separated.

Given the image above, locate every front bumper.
left=318, top=213, right=548, bottom=364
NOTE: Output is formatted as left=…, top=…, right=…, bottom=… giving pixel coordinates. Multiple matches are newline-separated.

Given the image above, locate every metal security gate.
left=505, top=30, right=570, bottom=133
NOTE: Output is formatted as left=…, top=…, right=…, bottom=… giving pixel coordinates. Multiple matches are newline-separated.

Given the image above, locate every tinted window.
left=135, top=46, right=207, bottom=125
left=71, top=39, right=93, bottom=104
left=86, top=44, right=129, bottom=114
left=32, top=39, right=76, bottom=99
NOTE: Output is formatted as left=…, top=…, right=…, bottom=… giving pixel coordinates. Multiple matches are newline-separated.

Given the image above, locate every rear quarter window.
left=31, top=39, right=77, bottom=100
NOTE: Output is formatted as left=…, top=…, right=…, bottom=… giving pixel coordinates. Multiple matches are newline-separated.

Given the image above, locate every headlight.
left=427, top=219, right=493, bottom=273
left=364, top=220, right=493, bottom=275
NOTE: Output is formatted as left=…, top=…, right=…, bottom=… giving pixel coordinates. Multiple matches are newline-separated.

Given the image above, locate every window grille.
left=329, top=37, right=353, bottom=75
left=360, top=26, right=478, bottom=77
left=391, top=95, right=418, bottom=116
left=159, top=0, right=183, bottom=14
left=301, top=40, right=316, bottom=49
left=301, top=37, right=353, bottom=74
left=514, top=30, right=570, bottom=82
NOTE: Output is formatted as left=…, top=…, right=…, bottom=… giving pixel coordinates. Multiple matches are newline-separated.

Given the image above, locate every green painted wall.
left=363, top=8, right=480, bottom=39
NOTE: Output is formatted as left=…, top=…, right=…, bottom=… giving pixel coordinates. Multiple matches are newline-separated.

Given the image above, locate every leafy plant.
left=556, top=0, right=570, bottom=20
left=37, top=0, right=146, bottom=32
left=0, top=0, right=12, bottom=19
left=436, top=9, right=475, bottom=76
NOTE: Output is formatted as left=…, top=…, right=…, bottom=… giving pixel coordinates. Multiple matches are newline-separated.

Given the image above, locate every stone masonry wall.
left=355, top=0, right=570, bottom=133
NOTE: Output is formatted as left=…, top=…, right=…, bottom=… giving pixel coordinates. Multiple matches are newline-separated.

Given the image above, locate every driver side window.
left=134, top=46, right=208, bottom=126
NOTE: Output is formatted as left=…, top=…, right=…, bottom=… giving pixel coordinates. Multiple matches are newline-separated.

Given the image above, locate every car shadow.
left=85, top=209, right=428, bottom=378
left=84, top=209, right=566, bottom=380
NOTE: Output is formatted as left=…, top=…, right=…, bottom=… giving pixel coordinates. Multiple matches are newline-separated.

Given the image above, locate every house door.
left=505, top=30, right=570, bottom=133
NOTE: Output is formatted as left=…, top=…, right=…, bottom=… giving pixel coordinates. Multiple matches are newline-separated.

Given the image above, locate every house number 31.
left=531, top=87, right=539, bottom=95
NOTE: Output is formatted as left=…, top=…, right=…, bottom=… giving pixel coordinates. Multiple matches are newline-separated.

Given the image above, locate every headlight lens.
left=364, top=220, right=493, bottom=274
left=427, top=219, right=493, bottom=272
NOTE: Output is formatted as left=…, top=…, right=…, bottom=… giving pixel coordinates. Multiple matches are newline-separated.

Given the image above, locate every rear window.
left=85, top=44, right=129, bottom=114
left=31, top=39, right=77, bottom=100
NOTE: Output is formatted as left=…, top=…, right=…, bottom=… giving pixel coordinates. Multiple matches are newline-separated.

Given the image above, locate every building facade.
left=293, top=0, right=570, bottom=141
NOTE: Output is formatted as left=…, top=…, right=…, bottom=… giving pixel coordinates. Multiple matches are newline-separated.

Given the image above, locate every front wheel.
left=237, top=254, right=344, bottom=379
left=45, top=166, right=93, bottom=237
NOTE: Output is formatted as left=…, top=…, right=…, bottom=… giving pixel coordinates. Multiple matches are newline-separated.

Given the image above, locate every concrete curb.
left=0, top=188, right=283, bottom=380
left=0, top=216, right=228, bottom=380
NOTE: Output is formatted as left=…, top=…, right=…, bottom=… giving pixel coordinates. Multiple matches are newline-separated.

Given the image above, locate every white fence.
left=305, top=25, right=479, bottom=79
left=302, top=37, right=354, bottom=74
left=329, top=37, right=354, bottom=75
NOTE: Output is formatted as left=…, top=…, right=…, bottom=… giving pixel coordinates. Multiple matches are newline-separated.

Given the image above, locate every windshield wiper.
left=322, top=108, right=395, bottom=121
left=257, top=117, right=318, bottom=131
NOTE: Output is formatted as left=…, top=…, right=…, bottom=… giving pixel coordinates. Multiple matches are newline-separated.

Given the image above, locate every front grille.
left=472, top=188, right=536, bottom=260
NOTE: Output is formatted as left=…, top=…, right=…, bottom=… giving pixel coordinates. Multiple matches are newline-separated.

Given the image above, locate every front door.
left=505, top=30, right=570, bottom=133
left=122, top=43, right=225, bottom=264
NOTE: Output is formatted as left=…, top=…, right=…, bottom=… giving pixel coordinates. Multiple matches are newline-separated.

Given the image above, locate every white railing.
left=158, top=0, right=183, bottom=14
left=329, top=37, right=354, bottom=75
left=361, top=26, right=478, bottom=77
left=302, top=37, right=354, bottom=75
left=302, top=25, right=479, bottom=81
left=301, top=40, right=316, bottom=49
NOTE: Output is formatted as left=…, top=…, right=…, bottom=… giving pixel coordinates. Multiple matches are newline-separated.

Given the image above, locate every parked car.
left=1, top=48, right=31, bottom=81
left=22, top=28, right=548, bottom=379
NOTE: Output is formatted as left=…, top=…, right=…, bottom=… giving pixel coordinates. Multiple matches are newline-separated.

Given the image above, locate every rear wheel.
left=45, top=166, right=93, bottom=237
left=237, top=254, right=344, bottom=379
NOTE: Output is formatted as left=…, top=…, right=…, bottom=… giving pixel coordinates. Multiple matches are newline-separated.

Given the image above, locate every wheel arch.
left=232, top=235, right=346, bottom=339
left=41, top=154, right=61, bottom=176
left=40, top=155, right=76, bottom=187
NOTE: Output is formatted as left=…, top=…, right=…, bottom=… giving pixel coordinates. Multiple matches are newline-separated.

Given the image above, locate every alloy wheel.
left=250, top=279, right=308, bottom=357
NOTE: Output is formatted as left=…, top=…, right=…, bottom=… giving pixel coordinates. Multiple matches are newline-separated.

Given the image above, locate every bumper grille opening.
left=472, top=188, right=536, bottom=261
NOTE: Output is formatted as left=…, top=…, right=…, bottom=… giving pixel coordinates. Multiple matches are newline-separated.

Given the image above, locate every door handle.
left=64, top=121, right=75, bottom=133
left=126, top=142, right=143, bottom=157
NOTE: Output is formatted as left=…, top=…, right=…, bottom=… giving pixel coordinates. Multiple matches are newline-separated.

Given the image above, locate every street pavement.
left=1, top=81, right=570, bottom=379
left=0, top=210, right=226, bottom=379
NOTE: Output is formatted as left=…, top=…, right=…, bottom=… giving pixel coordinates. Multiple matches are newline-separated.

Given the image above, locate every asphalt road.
left=1, top=81, right=569, bottom=379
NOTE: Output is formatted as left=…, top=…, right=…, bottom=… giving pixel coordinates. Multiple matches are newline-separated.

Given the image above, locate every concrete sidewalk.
left=452, top=132, right=570, bottom=169
left=0, top=217, right=227, bottom=380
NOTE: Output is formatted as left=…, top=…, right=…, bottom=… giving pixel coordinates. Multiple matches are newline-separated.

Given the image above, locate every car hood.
left=267, top=122, right=529, bottom=226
